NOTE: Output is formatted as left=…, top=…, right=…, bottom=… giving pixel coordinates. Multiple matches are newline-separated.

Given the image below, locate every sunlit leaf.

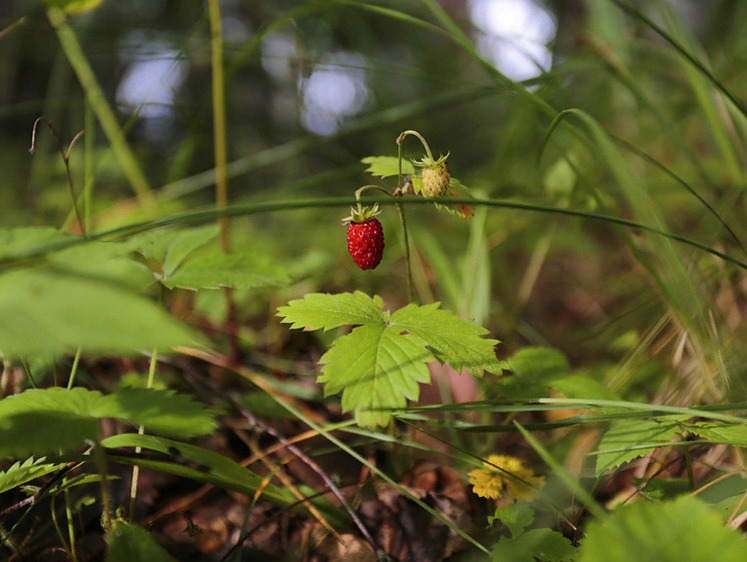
left=0, top=457, right=64, bottom=496
left=0, top=387, right=215, bottom=458
left=93, top=388, right=217, bottom=438
left=319, top=324, right=432, bottom=427
left=0, top=267, right=201, bottom=359
left=390, top=302, right=501, bottom=376
left=595, top=418, right=682, bottom=475
left=578, top=496, right=747, bottom=562
left=163, top=252, right=289, bottom=290
left=361, top=156, right=415, bottom=178
left=279, top=292, right=500, bottom=426
left=684, top=421, right=747, bottom=447
left=277, top=291, right=387, bottom=331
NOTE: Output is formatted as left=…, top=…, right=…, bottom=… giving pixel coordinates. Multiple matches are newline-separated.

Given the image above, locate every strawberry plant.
left=3, top=1, right=747, bottom=560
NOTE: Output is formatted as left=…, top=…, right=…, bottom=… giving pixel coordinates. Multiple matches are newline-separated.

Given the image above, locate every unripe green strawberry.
left=415, top=153, right=450, bottom=197
left=343, top=205, right=384, bottom=270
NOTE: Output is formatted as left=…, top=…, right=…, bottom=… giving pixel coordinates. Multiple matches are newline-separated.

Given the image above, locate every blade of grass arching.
left=546, top=108, right=729, bottom=394
left=276, top=408, right=490, bottom=554
left=5, top=197, right=747, bottom=273
left=46, top=8, right=154, bottom=209
left=612, top=135, right=746, bottom=257
left=608, top=0, right=747, bottom=120
left=589, top=38, right=712, bottom=185
left=654, top=2, right=746, bottom=185
left=515, top=421, right=606, bottom=519
left=397, top=398, right=747, bottom=425
left=177, top=348, right=490, bottom=555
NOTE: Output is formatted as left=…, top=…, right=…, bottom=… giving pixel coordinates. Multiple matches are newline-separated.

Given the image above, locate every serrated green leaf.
left=163, top=251, right=289, bottom=290
left=390, top=302, right=500, bottom=376
left=488, top=502, right=535, bottom=537
left=0, top=457, right=64, bottom=495
left=93, top=388, right=216, bottom=438
left=106, top=521, right=176, bottom=562
left=579, top=496, right=747, bottom=562
left=361, top=156, right=416, bottom=178
left=0, top=388, right=101, bottom=458
left=277, top=291, right=387, bottom=331
left=279, top=293, right=500, bottom=426
left=684, top=422, right=747, bottom=447
left=0, top=267, right=201, bottom=359
left=595, top=418, right=682, bottom=476
left=0, top=387, right=215, bottom=459
left=491, top=529, right=575, bottom=562
left=319, top=324, right=432, bottom=427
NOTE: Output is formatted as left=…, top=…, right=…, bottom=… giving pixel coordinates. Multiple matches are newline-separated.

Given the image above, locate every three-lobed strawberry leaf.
left=319, top=324, right=432, bottom=427
left=277, top=292, right=500, bottom=426
left=277, top=291, right=387, bottom=332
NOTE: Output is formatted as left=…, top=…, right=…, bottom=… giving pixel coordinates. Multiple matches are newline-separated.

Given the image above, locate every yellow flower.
left=468, top=454, right=545, bottom=500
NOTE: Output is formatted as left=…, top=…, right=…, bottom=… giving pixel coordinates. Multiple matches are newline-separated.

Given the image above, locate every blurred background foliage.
left=2, top=0, right=747, bottom=406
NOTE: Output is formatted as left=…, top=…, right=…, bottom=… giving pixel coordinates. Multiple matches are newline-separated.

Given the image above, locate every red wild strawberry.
left=343, top=205, right=385, bottom=270
left=415, top=152, right=450, bottom=197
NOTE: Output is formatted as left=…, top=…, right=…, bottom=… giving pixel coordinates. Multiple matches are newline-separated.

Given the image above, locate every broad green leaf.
left=488, top=502, right=535, bottom=537
left=0, top=387, right=215, bottom=458
left=0, top=227, right=71, bottom=261
left=162, top=225, right=220, bottom=277
left=684, top=422, right=747, bottom=447
left=133, top=225, right=218, bottom=276
left=102, top=433, right=344, bottom=524
left=92, top=388, right=217, bottom=438
left=491, top=529, right=575, bottom=562
left=106, top=521, right=175, bottom=562
left=578, top=496, right=747, bottom=562
left=51, top=240, right=154, bottom=291
left=163, top=252, right=289, bottom=290
left=279, top=293, right=500, bottom=426
left=389, top=302, right=501, bottom=376
left=319, top=324, right=432, bottom=427
left=500, top=347, right=571, bottom=397
left=0, top=388, right=101, bottom=457
left=0, top=267, right=201, bottom=359
left=0, top=457, right=64, bottom=495
left=277, top=292, right=387, bottom=331
left=595, top=418, right=682, bottom=476
left=361, top=156, right=416, bottom=178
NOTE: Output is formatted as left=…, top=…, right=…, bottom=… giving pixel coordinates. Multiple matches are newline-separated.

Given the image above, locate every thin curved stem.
left=397, top=129, right=434, bottom=161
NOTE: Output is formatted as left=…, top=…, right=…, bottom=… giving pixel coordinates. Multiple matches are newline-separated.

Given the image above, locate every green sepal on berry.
left=413, top=152, right=450, bottom=198
left=343, top=205, right=385, bottom=271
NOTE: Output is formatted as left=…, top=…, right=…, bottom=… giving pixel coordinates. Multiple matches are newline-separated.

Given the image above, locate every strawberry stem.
left=397, top=129, right=434, bottom=161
